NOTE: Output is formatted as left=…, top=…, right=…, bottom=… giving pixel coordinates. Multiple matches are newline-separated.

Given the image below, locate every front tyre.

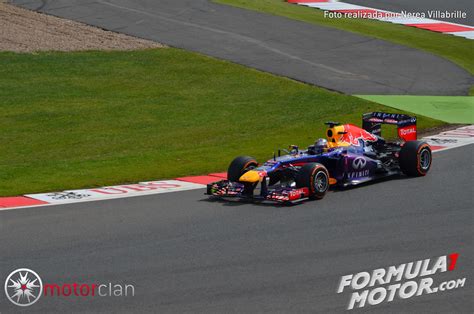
left=296, top=163, right=330, bottom=200
left=399, top=141, right=432, bottom=176
left=227, top=156, right=258, bottom=182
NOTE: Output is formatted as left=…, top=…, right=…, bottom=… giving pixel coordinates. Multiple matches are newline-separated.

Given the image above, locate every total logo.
left=399, top=127, right=416, bottom=136
left=3, top=268, right=135, bottom=307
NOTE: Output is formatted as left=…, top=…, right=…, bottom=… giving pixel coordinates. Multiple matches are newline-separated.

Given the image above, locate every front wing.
left=206, top=180, right=310, bottom=204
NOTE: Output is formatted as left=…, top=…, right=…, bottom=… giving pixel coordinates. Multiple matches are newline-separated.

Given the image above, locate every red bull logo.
left=339, top=124, right=377, bottom=146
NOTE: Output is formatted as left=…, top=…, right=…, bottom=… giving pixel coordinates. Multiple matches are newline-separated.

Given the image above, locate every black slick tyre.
left=296, top=163, right=330, bottom=199
left=399, top=141, right=432, bottom=176
left=227, top=156, right=258, bottom=182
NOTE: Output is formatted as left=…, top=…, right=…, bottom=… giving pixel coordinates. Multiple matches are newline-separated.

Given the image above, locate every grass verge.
left=356, top=96, right=474, bottom=124
left=213, top=0, right=474, bottom=91
left=0, top=49, right=444, bottom=196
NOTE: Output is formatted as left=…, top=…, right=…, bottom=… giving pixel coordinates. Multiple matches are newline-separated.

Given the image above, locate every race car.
left=206, top=112, right=432, bottom=204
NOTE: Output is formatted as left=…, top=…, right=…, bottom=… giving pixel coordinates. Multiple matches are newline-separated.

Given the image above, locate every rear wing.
left=362, top=112, right=417, bottom=141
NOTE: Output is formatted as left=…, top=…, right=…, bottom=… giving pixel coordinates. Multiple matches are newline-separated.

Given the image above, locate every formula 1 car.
left=206, top=112, right=432, bottom=204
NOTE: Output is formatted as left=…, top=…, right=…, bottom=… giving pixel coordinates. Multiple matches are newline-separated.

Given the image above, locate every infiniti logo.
left=4, top=268, right=43, bottom=307
left=352, top=157, right=367, bottom=170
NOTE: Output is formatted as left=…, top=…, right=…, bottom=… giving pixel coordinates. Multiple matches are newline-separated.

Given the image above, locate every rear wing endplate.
left=362, top=112, right=417, bottom=141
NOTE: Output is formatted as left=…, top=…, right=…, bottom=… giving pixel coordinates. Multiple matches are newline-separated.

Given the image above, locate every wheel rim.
left=314, top=171, right=328, bottom=192
left=420, top=148, right=431, bottom=171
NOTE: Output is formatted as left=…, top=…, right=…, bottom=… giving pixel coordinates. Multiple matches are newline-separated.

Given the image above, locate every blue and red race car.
left=207, top=112, right=432, bottom=204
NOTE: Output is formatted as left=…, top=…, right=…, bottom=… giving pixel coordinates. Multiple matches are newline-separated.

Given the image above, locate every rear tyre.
left=227, top=156, right=258, bottom=182
left=399, top=141, right=432, bottom=176
left=296, top=163, right=330, bottom=199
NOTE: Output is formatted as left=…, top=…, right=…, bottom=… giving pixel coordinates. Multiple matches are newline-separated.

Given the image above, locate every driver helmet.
left=314, top=138, right=328, bottom=153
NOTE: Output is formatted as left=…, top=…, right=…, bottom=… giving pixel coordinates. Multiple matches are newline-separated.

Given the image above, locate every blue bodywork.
left=254, top=144, right=383, bottom=187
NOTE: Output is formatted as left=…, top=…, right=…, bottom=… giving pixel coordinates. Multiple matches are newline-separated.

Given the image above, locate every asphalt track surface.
left=1, top=145, right=472, bottom=313
left=344, top=0, right=474, bottom=26
left=11, top=0, right=473, bottom=95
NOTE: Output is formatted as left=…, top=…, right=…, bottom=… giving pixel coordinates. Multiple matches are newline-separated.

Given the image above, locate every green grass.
left=356, top=96, right=474, bottom=124
left=0, top=49, right=443, bottom=196
left=213, top=0, right=474, bottom=82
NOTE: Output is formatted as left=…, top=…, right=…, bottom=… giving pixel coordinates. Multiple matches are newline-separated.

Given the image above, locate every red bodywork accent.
left=288, top=188, right=309, bottom=201
left=341, top=124, right=378, bottom=146
left=398, top=125, right=417, bottom=142
left=257, top=171, right=267, bottom=178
